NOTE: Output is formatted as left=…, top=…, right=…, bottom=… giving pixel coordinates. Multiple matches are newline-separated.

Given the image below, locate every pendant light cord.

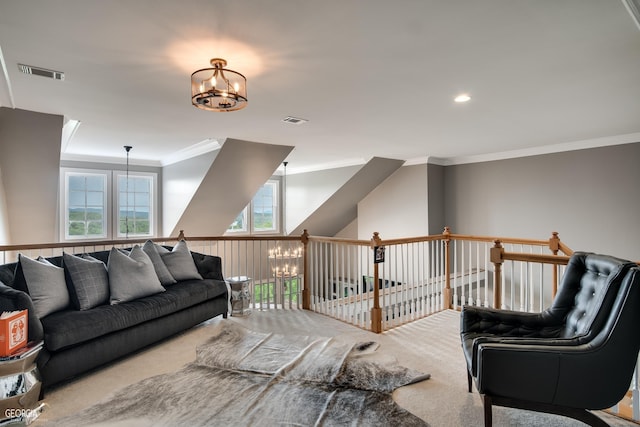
left=124, top=146, right=132, bottom=239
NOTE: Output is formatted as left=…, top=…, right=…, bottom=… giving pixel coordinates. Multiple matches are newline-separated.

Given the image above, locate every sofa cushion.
left=157, top=240, right=203, bottom=281
left=63, top=253, right=110, bottom=310
left=192, top=253, right=224, bottom=281
left=41, top=278, right=228, bottom=351
left=107, top=246, right=165, bottom=304
left=19, top=254, right=70, bottom=318
left=142, top=240, right=177, bottom=286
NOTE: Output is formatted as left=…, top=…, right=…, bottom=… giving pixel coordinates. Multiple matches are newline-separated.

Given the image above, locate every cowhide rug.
left=46, top=323, right=430, bottom=426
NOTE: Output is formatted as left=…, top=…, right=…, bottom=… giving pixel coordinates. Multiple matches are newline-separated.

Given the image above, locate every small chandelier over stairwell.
left=191, top=58, right=247, bottom=112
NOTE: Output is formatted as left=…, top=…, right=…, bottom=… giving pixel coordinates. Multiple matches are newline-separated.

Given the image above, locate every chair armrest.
left=0, top=282, right=44, bottom=342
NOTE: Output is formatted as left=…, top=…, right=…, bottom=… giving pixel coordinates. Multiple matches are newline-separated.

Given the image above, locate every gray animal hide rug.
left=45, top=322, right=430, bottom=426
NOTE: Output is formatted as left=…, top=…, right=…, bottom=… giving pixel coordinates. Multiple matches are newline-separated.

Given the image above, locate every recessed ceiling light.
left=454, top=94, right=471, bottom=103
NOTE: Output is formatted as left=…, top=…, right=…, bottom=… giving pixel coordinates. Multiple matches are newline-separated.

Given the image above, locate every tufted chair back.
left=543, top=252, right=636, bottom=340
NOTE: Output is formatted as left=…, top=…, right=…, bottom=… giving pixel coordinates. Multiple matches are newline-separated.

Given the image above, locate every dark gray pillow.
left=19, top=254, right=70, bottom=318
left=156, top=240, right=203, bottom=281
left=142, top=240, right=177, bottom=286
left=63, top=252, right=110, bottom=310
left=107, top=245, right=165, bottom=304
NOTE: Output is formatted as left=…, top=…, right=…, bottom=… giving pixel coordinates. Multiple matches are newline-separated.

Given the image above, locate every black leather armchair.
left=461, top=252, right=640, bottom=426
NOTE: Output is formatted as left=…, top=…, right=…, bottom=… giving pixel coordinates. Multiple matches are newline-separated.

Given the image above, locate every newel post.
left=443, top=227, right=452, bottom=309
left=490, top=240, right=504, bottom=309
left=549, top=231, right=560, bottom=297
left=301, top=229, right=310, bottom=310
left=370, top=232, right=383, bottom=333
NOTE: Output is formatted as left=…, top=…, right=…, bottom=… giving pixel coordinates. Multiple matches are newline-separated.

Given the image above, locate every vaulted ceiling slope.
left=290, top=158, right=405, bottom=237
left=0, top=1, right=639, bottom=172
left=168, top=138, right=293, bottom=237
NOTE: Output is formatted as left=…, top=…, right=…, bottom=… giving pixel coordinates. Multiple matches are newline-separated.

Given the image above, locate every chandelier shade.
left=191, top=58, right=247, bottom=112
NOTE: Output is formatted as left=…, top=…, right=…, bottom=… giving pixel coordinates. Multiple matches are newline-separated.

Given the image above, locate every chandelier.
left=191, top=58, right=247, bottom=112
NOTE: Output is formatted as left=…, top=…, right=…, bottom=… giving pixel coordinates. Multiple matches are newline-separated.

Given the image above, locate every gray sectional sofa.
left=0, top=240, right=229, bottom=389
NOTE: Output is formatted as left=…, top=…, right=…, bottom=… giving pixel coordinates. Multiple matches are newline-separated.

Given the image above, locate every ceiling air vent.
left=18, top=63, right=65, bottom=80
left=282, top=116, right=308, bottom=125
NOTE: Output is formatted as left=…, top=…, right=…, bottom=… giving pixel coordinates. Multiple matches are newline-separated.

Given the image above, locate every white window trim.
left=226, top=178, right=282, bottom=235
left=252, top=180, right=279, bottom=234
left=226, top=207, right=249, bottom=234
left=113, top=170, right=158, bottom=238
left=60, top=167, right=158, bottom=242
left=60, top=168, right=111, bottom=241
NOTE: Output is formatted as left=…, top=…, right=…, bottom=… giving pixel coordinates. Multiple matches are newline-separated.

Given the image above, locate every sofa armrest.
left=0, top=281, right=44, bottom=342
left=191, top=253, right=224, bottom=281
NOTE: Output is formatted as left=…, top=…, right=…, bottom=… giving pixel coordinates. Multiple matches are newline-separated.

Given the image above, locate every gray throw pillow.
left=142, top=240, right=177, bottom=286
left=63, top=252, right=110, bottom=310
left=107, top=245, right=165, bottom=304
left=19, top=254, right=70, bottom=318
left=156, top=240, right=203, bottom=281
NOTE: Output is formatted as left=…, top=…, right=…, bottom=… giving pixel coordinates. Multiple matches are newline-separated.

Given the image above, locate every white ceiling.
left=1, top=1, right=639, bottom=172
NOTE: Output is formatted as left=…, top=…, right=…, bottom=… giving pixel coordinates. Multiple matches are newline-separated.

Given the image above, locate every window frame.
left=226, top=178, right=281, bottom=235
left=113, top=170, right=157, bottom=238
left=60, top=167, right=158, bottom=242
left=60, top=168, right=111, bottom=241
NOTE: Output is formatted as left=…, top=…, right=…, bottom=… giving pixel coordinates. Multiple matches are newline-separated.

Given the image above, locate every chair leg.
left=482, top=394, right=493, bottom=427
left=467, top=370, right=472, bottom=392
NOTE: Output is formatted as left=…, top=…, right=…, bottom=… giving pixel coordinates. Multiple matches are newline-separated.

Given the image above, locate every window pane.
left=134, top=178, right=149, bottom=192
left=86, top=176, right=104, bottom=191
left=68, top=221, right=86, bottom=236
left=69, top=190, right=86, bottom=206
left=227, top=209, right=247, bottom=232
left=68, top=176, right=85, bottom=191
left=252, top=181, right=277, bottom=232
left=136, top=192, right=150, bottom=206
left=86, top=191, right=103, bottom=206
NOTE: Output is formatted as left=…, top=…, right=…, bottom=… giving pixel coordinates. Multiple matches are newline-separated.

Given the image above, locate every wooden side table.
left=0, top=341, right=45, bottom=425
left=227, top=276, right=252, bottom=316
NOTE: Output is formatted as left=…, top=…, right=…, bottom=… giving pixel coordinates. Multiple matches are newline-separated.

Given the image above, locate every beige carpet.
left=35, top=309, right=637, bottom=426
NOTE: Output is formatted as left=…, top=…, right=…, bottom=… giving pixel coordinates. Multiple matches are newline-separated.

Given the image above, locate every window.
left=64, top=171, right=108, bottom=240
left=116, top=173, right=154, bottom=237
left=253, top=181, right=278, bottom=232
left=61, top=168, right=157, bottom=241
left=227, top=180, right=280, bottom=234
left=228, top=209, right=248, bottom=233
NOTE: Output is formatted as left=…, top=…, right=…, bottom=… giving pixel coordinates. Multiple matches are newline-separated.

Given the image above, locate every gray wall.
left=358, top=164, right=429, bottom=240
left=162, top=150, right=218, bottom=236
left=286, top=166, right=360, bottom=235
left=427, top=163, right=446, bottom=235
left=444, top=143, right=640, bottom=261
left=0, top=108, right=63, bottom=244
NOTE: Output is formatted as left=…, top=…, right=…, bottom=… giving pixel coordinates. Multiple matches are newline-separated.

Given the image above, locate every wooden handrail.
left=502, top=252, right=571, bottom=265
left=0, top=236, right=181, bottom=252
left=491, top=238, right=572, bottom=308
left=449, top=233, right=549, bottom=246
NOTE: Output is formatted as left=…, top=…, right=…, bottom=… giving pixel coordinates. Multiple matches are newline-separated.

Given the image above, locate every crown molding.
left=160, top=138, right=222, bottom=166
